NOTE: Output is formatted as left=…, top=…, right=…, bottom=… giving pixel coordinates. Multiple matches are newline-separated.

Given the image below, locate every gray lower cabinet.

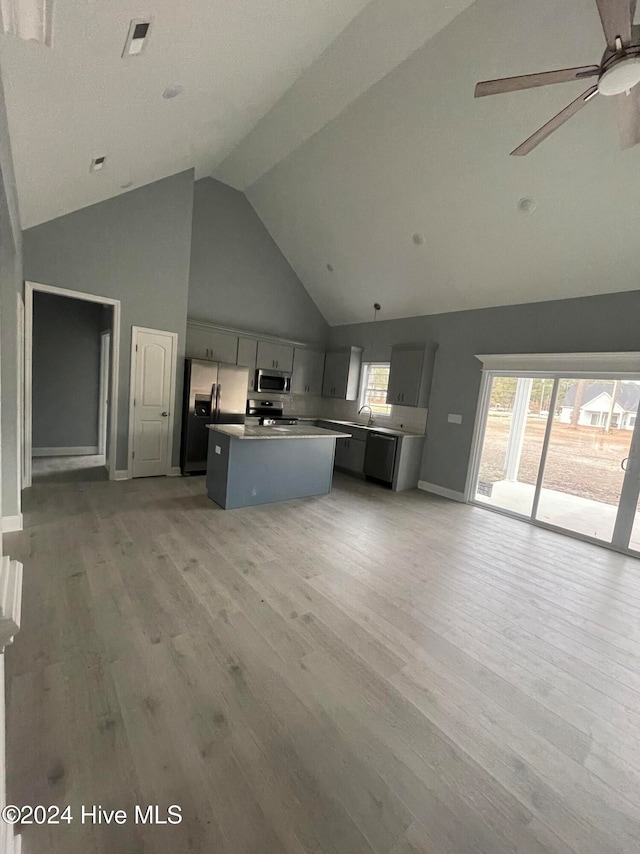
left=322, top=347, right=363, bottom=400
left=292, top=347, right=325, bottom=395
left=187, top=324, right=239, bottom=363
left=320, top=419, right=424, bottom=490
left=237, top=337, right=257, bottom=391
left=334, top=437, right=366, bottom=474
left=256, top=340, right=294, bottom=372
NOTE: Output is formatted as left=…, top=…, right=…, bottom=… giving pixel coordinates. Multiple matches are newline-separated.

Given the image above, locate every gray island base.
left=206, top=424, right=350, bottom=509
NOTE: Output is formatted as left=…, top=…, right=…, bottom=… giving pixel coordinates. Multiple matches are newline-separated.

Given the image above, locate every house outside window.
left=359, top=363, right=391, bottom=416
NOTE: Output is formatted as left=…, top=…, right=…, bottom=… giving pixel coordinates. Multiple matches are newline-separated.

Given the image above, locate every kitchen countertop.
left=207, top=424, right=351, bottom=441
left=314, top=418, right=425, bottom=438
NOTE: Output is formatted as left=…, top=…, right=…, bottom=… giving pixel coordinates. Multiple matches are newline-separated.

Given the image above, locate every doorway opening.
left=469, top=362, right=640, bottom=554
left=23, top=282, right=121, bottom=488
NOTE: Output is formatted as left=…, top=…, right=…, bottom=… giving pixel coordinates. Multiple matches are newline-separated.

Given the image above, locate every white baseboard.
left=418, top=481, right=466, bottom=502
left=167, top=466, right=181, bottom=477
left=113, top=470, right=130, bottom=481
left=1, top=514, right=23, bottom=533
left=32, top=446, right=99, bottom=457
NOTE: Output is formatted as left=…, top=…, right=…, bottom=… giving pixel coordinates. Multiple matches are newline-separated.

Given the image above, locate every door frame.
left=127, top=326, right=178, bottom=479
left=98, top=330, right=111, bottom=457
left=466, top=354, right=640, bottom=556
left=23, top=281, right=121, bottom=488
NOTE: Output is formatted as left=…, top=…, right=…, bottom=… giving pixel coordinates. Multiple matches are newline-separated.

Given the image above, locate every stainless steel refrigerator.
left=180, top=359, right=248, bottom=475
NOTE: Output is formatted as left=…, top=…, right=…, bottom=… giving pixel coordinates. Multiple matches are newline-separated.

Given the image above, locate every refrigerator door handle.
left=215, top=384, right=221, bottom=422
left=210, top=383, right=217, bottom=422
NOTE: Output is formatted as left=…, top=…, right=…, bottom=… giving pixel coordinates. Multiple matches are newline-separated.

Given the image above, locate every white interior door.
left=131, top=328, right=176, bottom=478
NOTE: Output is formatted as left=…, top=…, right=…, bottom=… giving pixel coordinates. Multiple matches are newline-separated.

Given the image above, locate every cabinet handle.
left=401, top=393, right=404, bottom=402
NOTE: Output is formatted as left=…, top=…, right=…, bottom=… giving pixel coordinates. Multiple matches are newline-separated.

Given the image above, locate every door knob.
left=161, top=411, right=169, bottom=417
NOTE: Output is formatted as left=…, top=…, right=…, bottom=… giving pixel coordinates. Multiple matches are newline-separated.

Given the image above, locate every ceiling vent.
left=122, top=17, right=151, bottom=57
left=90, top=156, right=106, bottom=173
left=0, top=0, right=53, bottom=45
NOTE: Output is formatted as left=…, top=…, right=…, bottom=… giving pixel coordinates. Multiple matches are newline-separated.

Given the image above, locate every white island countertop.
left=207, top=424, right=351, bottom=440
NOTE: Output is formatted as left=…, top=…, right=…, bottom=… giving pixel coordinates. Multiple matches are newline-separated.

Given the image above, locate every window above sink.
left=359, top=363, right=391, bottom=417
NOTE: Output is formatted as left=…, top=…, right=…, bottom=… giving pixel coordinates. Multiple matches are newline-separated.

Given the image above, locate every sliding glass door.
left=535, top=378, right=640, bottom=543
left=472, top=372, right=640, bottom=554
left=473, top=376, right=549, bottom=516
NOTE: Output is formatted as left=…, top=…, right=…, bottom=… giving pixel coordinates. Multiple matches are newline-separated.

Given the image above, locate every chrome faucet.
left=358, top=405, right=374, bottom=426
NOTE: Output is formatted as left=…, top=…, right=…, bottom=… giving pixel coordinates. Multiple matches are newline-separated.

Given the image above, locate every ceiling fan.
left=474, top=0, right=640, bottom=154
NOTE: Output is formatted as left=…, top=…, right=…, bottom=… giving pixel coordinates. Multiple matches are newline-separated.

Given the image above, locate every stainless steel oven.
left=255, top=369, right=291, bottom=394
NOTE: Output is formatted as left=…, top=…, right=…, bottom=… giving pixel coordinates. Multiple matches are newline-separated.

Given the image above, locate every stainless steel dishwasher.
left=364, top=432, right=398, bottom=485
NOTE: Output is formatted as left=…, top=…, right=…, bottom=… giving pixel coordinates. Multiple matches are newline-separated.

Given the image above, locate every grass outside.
left=478, top=415, right=631, bottom=506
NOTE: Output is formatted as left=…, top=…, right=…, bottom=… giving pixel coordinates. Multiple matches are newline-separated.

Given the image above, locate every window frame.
left=358, top=362, right=392, bottom=418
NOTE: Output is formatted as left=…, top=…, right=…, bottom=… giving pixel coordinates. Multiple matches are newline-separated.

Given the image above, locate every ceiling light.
left=518, top=197, right=536, bottom=213
left=90, top=156, right=106, bottom=173
left=1, top=0, right=53, bottom=45
left=598, top=57, right=640, bottom=97
left=122, top=17, right=151, bottom=57
left=162, top=84, right=184, bottom=100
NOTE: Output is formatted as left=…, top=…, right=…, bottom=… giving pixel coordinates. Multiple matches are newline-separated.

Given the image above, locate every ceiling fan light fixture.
left=598, top=57, right=640, bottom=96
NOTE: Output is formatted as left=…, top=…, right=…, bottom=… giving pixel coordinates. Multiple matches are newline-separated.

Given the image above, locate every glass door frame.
left=466, top=368, right=640, bottom=556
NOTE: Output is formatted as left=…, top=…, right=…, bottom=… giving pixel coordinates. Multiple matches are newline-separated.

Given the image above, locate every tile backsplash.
left=282, top=394, right=428, bottom=435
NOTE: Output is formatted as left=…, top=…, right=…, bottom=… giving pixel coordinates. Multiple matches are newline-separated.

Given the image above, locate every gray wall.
left=189, top=178, right=328, bottom=345
left=0, top=62, right=23, bottom=524
left=23, top=170, right=194, bottom=471
left=329, top=290, right=640, bottom=494
left=32, top=292, right=104, bottom=450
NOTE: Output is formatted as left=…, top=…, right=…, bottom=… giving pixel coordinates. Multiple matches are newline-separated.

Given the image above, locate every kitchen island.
left=205, top=423, right=350, bottom=509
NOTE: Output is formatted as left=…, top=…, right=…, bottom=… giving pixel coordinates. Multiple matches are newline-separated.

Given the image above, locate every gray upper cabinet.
left=386, top=343, right=438, bottom=408
left=256, top=340, right=294, bottom=373
left=322, top=346, right=363, bottom=400
left=292, top=348, right=325, bottom=395
left=186, top=324, right=238, bottom=363
left=237, top=337, right=258, bottom=392
left=386, top=345, right=424, bottom=406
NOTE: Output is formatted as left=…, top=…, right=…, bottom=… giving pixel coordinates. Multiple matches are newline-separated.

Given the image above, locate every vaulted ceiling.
left=0, top=0, right=373, bottom=227
left=3, top=0, right=640, bottom=326
left=237, top=0, right=640, bottom=324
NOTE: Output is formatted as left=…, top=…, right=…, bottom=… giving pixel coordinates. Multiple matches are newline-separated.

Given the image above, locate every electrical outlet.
left=448, top=414, right=462, bottom=424
left=215, top=445, right=221, bottom=455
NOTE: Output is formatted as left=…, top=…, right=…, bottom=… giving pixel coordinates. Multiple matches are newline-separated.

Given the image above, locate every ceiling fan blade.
left=595, top=0, right=634, bottom=48
left=475, top=66, right=599, bottom=98
left=616, top=84, right=640, bottom=148
left=511, top=86, right=598, bottom=155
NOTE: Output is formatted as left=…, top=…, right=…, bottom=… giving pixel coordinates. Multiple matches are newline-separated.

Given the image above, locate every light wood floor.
left=5, top=473, right=640, bottom=853
left=31, top=454, right=108, bottom=483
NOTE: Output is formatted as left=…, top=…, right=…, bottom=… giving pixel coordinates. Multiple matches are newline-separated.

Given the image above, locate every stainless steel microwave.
left=255, top=369, right=291, bottom=394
